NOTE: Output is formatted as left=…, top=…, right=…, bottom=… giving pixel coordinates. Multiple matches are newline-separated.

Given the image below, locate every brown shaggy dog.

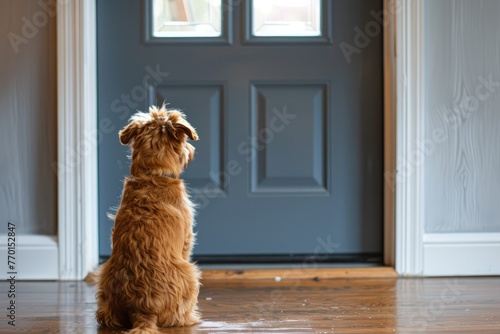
left=96, top=106, right=200, bottom=334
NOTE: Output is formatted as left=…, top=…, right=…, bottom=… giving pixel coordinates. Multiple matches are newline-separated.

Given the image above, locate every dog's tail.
left=127, top=314, right=160, bottom=334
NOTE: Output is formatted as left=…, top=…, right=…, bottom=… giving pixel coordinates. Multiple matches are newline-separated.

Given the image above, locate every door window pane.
left=252, top=0, right=321, bottom=37
left=152, top=0, right=222, bottom=37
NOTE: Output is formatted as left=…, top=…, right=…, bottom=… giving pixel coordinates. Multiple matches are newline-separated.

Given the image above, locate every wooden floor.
left=1, top=277, right=499, bottom=333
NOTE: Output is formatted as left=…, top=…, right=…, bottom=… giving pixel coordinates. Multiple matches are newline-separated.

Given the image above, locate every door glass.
left=252, top=0, right=321, bottom=37
left=152, top=0, right=222, bottom=37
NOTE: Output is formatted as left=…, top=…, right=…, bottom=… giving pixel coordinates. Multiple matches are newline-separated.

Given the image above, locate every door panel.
left=98, top=0, right=383, bottom=259
left=250, top=82, right=328, bottom=194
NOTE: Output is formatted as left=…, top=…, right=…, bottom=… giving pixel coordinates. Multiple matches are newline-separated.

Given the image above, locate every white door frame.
left=385, top=0, right=425, bottom=275
left=56, top=0, right=98, bottom=279
left=56, top=0, right=500, bottom=280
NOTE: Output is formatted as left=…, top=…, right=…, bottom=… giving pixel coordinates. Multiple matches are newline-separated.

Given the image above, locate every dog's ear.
left=119, top=122, right=140, bottom=145
left=168, top=111, right=199, bottom=141
left=174, top=120, right=199, bottom=141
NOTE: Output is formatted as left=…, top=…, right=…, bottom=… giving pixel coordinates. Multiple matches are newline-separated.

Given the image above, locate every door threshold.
left=199, top=262, right=381, bottom=270
left=201, top=265, right=397, bottom=281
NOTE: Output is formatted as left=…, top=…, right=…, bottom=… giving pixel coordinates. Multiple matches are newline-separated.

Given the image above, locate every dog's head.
left=119, top=105, right=199, bottom=178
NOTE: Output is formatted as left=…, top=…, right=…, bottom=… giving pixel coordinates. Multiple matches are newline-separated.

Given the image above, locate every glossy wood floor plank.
left=1, top=278, right=499, bottom=333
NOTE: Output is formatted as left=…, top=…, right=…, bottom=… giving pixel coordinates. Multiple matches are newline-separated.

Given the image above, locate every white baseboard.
left=423, top=233, right=500, bottom=276
left=0, top=234, right=58, bottom=280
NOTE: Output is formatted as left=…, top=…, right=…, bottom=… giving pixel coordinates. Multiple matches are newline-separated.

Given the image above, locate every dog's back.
left=97, top=176, right=200, bottom=332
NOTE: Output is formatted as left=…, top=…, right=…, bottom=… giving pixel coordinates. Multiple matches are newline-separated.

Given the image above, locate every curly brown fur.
left=96, top=105, right=201, bottom=333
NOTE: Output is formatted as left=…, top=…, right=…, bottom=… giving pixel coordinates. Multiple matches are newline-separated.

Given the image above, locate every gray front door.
left=98, top=0, right=383, bottom=260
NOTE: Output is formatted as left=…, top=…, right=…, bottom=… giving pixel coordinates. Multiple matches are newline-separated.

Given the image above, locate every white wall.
left=424, top=0, right=500, bottom=233
left=420, top=0, right=500, bottom=276
left=0, top=0, right=57, bottom=235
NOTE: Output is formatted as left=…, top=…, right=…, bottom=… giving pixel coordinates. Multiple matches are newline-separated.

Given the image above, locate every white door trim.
left=385, top=0, right=425, bottom=276
left=383, top=0, right=426, bottom=271
left=56, top=0, right=98, bottom=280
